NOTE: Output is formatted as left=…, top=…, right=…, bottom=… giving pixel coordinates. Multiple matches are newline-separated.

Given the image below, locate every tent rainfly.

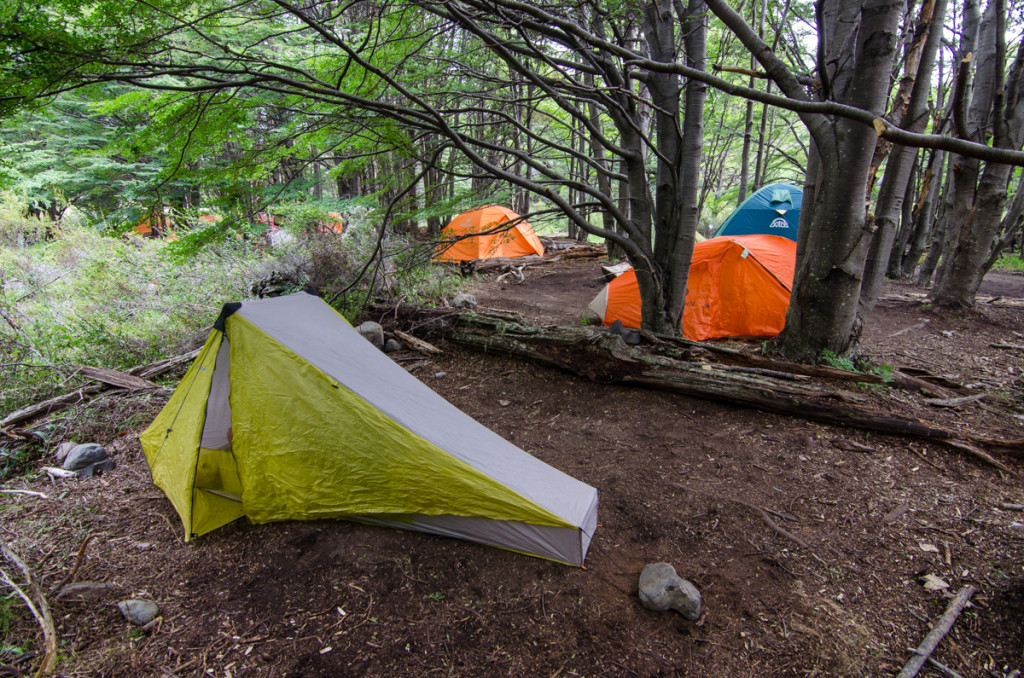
left=433, top=206, right=545, bottom=261
left=588, top=234, right=797, bottom=341
left=140, top=292, right=598, bottom=566
left=713, top=183, right=803, bottom=241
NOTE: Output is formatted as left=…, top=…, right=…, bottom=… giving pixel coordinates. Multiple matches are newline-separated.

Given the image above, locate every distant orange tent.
left=587, top=234, right=796, bottom=341
left=434, top=206, right=544, bottom=261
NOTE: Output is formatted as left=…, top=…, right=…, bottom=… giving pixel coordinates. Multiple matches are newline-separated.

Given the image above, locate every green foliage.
left=818, top=349, right=894, bottom=383
left=0, top=213, right=262, bottom=416
left=992, top=254, right=1024, bottom=273
left=818, top=349, right=855, bottom=371
left=0, top=193, right=51, bottom=247
left=0, top=591, right=29, bottom=661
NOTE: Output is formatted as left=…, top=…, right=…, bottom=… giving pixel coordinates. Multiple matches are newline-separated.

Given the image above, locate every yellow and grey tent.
left=139, top=291, right=598, bottom=565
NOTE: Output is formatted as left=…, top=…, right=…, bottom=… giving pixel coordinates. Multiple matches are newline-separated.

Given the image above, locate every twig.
left=41, top=467, right=77, bottom=480
left=0, top=543, right=57, bottom=676
left=923, top=654, right=965, bottom=678
left=896, top=585, right=975, bottom=678
left=745, top=502, right=811, bottom=550
left=0, top=489, right=48, bottom=499
left=47, top=536, right=93, bottom=596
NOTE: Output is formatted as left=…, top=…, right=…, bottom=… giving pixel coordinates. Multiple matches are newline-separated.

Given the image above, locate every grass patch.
left=992, top=254, right=1024, bottom=273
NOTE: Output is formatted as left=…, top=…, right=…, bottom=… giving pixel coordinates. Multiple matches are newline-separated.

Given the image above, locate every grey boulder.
left=62, top=444, right=107, bottom=471
left=452, top=293, right=478, bottom=309
left=638, top=562, right=701, bottom=620
left=356, top=321, right=384, bottom=348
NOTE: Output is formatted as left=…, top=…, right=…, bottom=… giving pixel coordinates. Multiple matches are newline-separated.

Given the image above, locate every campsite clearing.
left=2, top=252, right=1023, bottom=677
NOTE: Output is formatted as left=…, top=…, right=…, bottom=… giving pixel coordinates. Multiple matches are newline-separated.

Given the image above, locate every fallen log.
left=75, top=365, right=158, bottom=391
left=385, top=306, right=1022, bottom=466
left=1, top=348, right=200, bottom=430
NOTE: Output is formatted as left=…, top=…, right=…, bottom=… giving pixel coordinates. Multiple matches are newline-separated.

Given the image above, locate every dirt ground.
left=3, top=247, right=1024, bottom=677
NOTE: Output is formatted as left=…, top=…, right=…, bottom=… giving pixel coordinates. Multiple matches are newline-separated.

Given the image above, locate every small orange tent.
left=434, top=206, right=545, bottom=261
left=588, top=234, right=796, bottom=341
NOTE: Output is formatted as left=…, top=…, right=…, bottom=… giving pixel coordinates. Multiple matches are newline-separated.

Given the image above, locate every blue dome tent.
left=713, top=183, right=803, bottom=241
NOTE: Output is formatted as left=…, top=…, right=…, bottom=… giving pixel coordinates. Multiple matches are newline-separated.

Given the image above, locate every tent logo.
left=769, top=217, right=789, bottom=229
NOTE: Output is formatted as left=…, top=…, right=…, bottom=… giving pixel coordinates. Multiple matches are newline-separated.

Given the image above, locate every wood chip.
left=833, top=439, right=875, bottom=453
left=881, top=503, right=910, bottom=526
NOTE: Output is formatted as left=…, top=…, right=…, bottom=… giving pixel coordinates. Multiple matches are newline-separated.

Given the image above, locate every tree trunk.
left=775, top=0, right=905, bottom=361
left=858, top=0, right=947, bottom=318
left=900, top=160, right=940, bottom=278
left=931, top=0, right=1024, bottom=306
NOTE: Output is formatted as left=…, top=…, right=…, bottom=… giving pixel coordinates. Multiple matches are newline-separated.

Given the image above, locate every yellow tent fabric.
left=138, top=292, right=597, bottom=564
left=139, top=332, right=246, bottom=538
left=225, top=313, right=567, bottom=527
left=433, top=206, right=545, bottom=261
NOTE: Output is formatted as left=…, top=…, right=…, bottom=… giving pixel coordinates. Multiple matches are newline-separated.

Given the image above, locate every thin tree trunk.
left=858, top=0, right=947, bottom=318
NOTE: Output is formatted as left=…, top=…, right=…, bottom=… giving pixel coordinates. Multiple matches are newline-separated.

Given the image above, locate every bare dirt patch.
left=3, top=248, right=1023, bottom=677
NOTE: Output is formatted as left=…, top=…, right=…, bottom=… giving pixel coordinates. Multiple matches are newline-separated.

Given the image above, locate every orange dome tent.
left=588, top=234, right=796, bottom=341
left=434, top=206, right=544, bottom=262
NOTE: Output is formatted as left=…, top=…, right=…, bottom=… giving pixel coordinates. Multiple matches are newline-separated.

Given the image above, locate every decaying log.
left=558, top=245, right=608, bottom=259
left=881, top=291, right=1024, bottom=309
left=455, top=255, right=555, bottom=274
left=924, top=394, right=988, bottom=408
left=1, top=348, right=201, bottom=430
left=393, top=330, right=443, bottom=355
left=642, top=332, right=960, bottom=398
left=75, top=365, right=158, bottom=391
left=384, top=306, right=1022, bottom=467
left=897, top=585, right=975, bottom=678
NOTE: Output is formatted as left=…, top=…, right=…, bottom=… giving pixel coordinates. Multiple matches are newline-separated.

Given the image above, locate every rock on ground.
left=62, top=444, right=107, bottom=471
left=638, top=562, right=701, bottom=620
left=356, top=321, right=384, bottom=348
left=117, top=599, right=160, bottom=626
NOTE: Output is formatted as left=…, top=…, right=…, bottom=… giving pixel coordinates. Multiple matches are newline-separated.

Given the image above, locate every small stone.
left=55, top=442, right=76, bottom=464
left=133, top=542, right=154, bottom=551
left=434, top=372, right=447, bottom=379
left=498, top=400, right=511, bottom=407
left=638, top=562, right=701, bottom=620
left=383, top=338, right=403, bottom=353
left=62, top=444, right=107, bottom=471
left=118, top=599, right=160, bottom=626
left=356, top=321, right=384, bottom=348
left=452, top=293, right=478, bottom=309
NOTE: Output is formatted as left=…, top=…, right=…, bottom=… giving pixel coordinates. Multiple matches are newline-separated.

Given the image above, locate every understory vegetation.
left=0, top=195, right=461, bottom=479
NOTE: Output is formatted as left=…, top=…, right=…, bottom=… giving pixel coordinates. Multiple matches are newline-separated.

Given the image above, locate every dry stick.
left=47, top=535, right=93, bottom=596
left=897, top=585, right=976, bottom=678
left=0, top=489, right=48, bottom=499
left=0, top=543, right=57, bottom=676
left=922, top=655, right=966, bottom=678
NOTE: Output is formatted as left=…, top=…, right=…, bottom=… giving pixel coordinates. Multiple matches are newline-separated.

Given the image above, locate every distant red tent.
left=587, top=234, right=796, bottom=341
